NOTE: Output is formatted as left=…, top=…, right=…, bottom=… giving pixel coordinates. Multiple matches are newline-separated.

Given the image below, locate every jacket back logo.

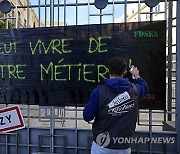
left=107, top=91, right=135, bottom=116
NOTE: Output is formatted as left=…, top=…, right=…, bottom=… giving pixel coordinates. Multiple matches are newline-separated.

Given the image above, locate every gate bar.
left=176, top=0, right=180, bottom=153
left=168, top=1, right=173, bottom=121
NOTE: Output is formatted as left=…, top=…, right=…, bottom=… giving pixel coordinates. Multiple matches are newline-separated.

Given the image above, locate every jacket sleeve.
left=135, top=78, right=148, bottom=98
left=83, top=88, right=99, bottom=122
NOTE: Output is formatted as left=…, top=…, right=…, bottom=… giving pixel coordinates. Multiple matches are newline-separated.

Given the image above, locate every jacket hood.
left=104, top=78, right=131, bottom=94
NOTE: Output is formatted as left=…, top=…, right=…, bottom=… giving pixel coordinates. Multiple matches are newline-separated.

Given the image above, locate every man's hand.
left=130, top=65, right=141, bottom=79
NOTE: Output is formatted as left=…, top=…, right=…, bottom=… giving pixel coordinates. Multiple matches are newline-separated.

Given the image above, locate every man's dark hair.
left=108, top=57, right=127, bottom=76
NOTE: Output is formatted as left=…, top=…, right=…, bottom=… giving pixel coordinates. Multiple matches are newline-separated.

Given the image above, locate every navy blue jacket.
left=83, top=78, right=148, bottom=122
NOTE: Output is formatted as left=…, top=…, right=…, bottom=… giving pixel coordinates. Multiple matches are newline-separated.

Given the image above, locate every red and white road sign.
left=0, top=105, right=25, bottom=133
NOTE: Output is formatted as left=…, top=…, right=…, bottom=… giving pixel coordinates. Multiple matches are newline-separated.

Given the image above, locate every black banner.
left=0, top=21, right=166, bottom=109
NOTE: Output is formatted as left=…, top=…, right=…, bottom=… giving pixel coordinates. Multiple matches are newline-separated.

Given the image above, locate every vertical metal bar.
left=45, top=0, right=47, bottom=27
left=150, top=7, right=153, bottom=21
left=38, top=0, right=41, bottom=27
left=76, top=0, right=78, bottom=25
left=5, top=14, right=8, bottom=29
left=27, top=0, right=30, bottom=28
left=75, top=107, right=78, bottom=154
left=50, top=0, right=53, bottom=26
left=164, top=0, right=168, bottom=126
left=6, top=134, right=8, bottom=154
left=125, top=0, right=127, bottom=23
left=137, top=143, right=139, bottom=154
left=138, top=0, right=141, bottom=22
left=52, top=106, right=55, bottom=153
left=165, top=0, right=168, bottom=20
left=50, top=106, right=55, bottom=153
left=15, top=0, right=18, bottom=28
left=168, top=1, right=173, bottom=121
left=149, top=13, right=153, bottom=154
left=16, top=134, right=18, bottom=154
left=53, top=0, right=55, bottom=26
left=27, top=105, right=30, bottom=153
left=88, top=0, right=90, bottom=25
left=112, top=0, right=115, bottom=23
left=50, top=109, right=52, bottom=152
left=176, top=1, right=180, bottom=153
left=58, top=0, right=60, bottom=26
left=149, top=110, right=152, bottom=154
left=163, top=142, right=167, bottom=154
left=62, top=108, right=65, bottom=127
left=100, top=9, right=102, bottom=24
left=64, top=0, right=66, bottom=26
left=46, top=109, right=49, bottom=117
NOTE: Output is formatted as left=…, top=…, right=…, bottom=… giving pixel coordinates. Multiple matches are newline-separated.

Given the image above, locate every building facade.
left=0, top=0, right=39, bottom=28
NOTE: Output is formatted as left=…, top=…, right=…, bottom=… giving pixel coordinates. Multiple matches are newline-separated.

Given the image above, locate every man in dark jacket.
left=83, top=57, right=148, bottom=154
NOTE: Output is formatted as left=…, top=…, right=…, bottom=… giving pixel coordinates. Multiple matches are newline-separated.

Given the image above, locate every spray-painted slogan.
left=0, top=21, right=166, bottom=109
left=0, top=37, right=111, bottom=82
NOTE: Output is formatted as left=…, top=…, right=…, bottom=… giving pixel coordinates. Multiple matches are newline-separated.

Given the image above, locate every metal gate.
left=0, top=0, right=179, bottom=153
